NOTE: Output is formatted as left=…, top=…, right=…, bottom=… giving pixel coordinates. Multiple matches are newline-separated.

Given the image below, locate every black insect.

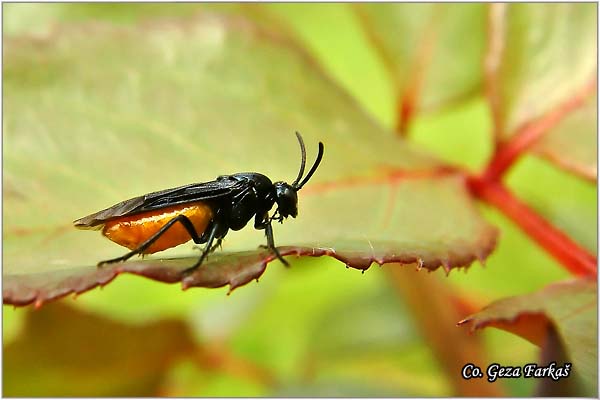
left=74, top=132, right=324, bottom=273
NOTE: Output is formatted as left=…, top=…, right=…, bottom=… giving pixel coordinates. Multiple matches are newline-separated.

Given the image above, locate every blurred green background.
left=2, top=3, right=594, bottom=397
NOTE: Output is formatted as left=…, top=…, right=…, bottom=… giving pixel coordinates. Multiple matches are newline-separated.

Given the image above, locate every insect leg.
left=97, top=214, right=204, bottom=266
left=182, top=222, right=220, bottom=274
left=265, top=221, right=289, bottom=267
left=210, top=237, right=224, bottom=253
left=195, top=235, right=222, bottom=253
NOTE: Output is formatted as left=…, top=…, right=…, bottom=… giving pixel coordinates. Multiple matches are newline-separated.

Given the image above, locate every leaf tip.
left=34, top=298, right=44, bottom=309
left=181, top=280, right=191, bottom=291
left=416, top=258, right=424, bottom=271
left=476, top=250, right=487, bottom=266
left=440, top=259, right=451, bottom=275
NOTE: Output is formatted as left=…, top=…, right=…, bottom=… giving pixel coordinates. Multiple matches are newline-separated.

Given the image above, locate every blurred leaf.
left=303, top=290, right=452, bottom=396
left=161, top=360, right=267, bottom=397
left=2, top=3, right=283, bottom=36
left=2, top=3, right=203, bottom=35
left=353, top=3, right=486, bottom=129
left=4, top=14, right=497, bottom=306
left=309, top=291, right=416, bottom=357
left=388, top=267, right=504, bottom=396
left=448, top=203, right=571, bottom=299
left=410, top=98, right=493, bottom=172
left=460, top=278, right=598, bottom=396
left=535, top=325, right=587, bottom=396
left=161, top=363, right=269, bottom=398
left=487, top=3, right=597, bottom=139
left=3, top=302, right=197, bottom=396
left=227, top=257, right=386, bottom=382
left=308, top=356, right=451, bottom=397
left=533, top=92, right=598, bottom=180
left=273, top=378, right=408, bottom=397
left=264, top=3, right=395, bottom=128
left=506, top=156, right=597, bottom=254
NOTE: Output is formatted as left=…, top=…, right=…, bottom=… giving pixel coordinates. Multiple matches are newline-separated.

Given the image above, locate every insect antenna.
left=295, top=141, right=324, bottom=190
left=291, top=131, right=307, bottom=187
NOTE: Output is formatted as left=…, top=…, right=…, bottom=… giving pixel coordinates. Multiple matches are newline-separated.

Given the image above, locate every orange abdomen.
left=102, top=202, right=213, bottom=254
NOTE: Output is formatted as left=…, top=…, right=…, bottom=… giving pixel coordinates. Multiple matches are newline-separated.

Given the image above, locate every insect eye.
left=274, top=183, right=298, bottom=218
left=284, top=187, right=298, bottom=204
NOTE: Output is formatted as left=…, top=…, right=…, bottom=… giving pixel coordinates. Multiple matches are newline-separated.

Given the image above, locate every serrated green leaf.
left=490, top=3, right=597, bottom=137
left=3, top=14, right=496, bottom=306
left=533, top=93, right=598, bottom=180
left=3, top=303, right=197, bottom=396
left=353, top=4, right=486, bottom=115
left=460, top=279, right=598, bottom=396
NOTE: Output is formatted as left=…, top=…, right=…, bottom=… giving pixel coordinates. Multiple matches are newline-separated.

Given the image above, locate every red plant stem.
left=484, top=3, right=506, bottom=145
left=397, top=93, right=416, bottom=135
left=395, top=10, right=438, bottom=136
left=484, top=78, right=597, bottom=180
left=467, top=176, right=597, bottom=277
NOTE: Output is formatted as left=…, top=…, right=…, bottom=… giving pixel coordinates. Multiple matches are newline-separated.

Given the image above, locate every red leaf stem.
left=395, top=9, right=439, bottom=136
left=483, top=3, right=507, bottom=144
left=483, top=77, right=597, bottom=180
left=467, top=176, right=597, bottom=277
left=397, top=94, right=416, bottom=135
left=396, top=25, right=436, bottom=135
